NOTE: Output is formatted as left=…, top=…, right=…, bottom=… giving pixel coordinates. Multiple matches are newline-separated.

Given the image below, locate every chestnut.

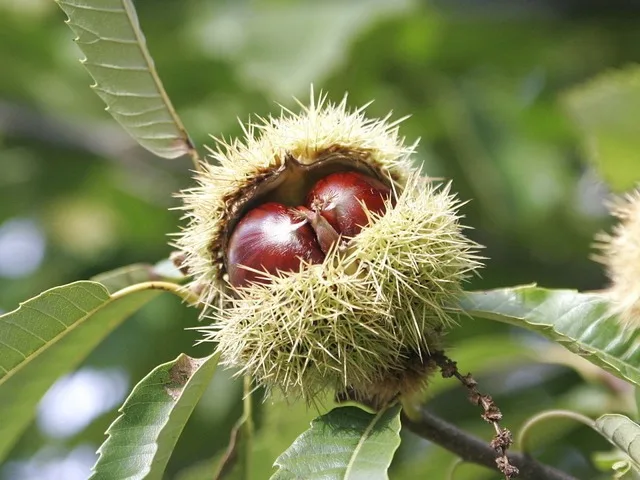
left=178, top=97, right=485, bottom=407
left=306, top=171, right=392, bottom=238
left=227, top=202, right=324, bottom=288
left=227, top=171, right=393, bottom=288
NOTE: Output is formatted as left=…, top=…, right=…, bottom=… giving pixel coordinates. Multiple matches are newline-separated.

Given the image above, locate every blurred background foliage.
left=0, top=0, right=638, bottom=478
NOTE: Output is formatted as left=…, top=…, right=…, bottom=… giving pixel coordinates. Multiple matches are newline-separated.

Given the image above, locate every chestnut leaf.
left=460, top=286, right=640, bottom=388
left=593, top=414, right=640, bottom=473
left=91, top=353, right=220, bottom=480
left=272, top=404, right=402, bottom=480
left=55, top=0, right=197, bottom=160
left=0, top=280, right=159, bottom=462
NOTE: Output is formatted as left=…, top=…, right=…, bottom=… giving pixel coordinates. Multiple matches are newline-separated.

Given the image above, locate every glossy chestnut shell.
left=226, top=171, right=392, bottom=288
left=306, top=171, right=392, bottom=238
left=226, top=202, right=324, bottom=288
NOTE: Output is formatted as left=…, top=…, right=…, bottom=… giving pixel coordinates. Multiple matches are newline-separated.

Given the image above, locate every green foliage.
left=272, top=404, right=402, bottom=480
left=55, top=0, right=194, bottom=159
left=91, top=353, right=220, bottom=480
left=594, top=414, right=640, bottom=473
left=564, top=66, right=640, bottom=191
left=255, top=401, right=325, bottom=479
left=461, top=286, right=640, bottom=387
left=0, top=281, right=158, bottom=461
left=2, top=0, right=640, bottom=479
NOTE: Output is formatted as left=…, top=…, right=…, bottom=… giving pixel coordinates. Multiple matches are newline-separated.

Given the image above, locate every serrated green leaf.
left=460, top=286, right=640, bottom=387
left=90, top=352, right=220, bottom=480
left=594, top=414, right=640, bottom=472
left=0, top=281, right=159, bottom=461
left=272, top=404, right=402, bottom=480
left=251, top=394, right=331, bottom=479
left=55, top=0, right=194, bottom=159
left=564, top=66, right=640, bottom=191
left=91, top=259, right=186, bottom=294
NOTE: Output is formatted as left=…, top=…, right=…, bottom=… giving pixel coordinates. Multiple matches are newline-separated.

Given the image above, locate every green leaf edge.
left=91, top=352, right=221, bottom=480
left=55, top=0, right=195, bottom=160
left=0, top=280, right=160, bottom=461
left=594, top=414, right=640, bottom=472
left=272, top=404, right=402, bottom=480
left=0, top=281, right=110, bottom=386
left=461, top=285, right=640, bottom=388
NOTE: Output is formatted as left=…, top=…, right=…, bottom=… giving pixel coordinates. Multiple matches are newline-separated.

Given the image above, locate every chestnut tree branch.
left=431, top=351, right=518, bottom=478
left=401, top=408, right=578, bottom=480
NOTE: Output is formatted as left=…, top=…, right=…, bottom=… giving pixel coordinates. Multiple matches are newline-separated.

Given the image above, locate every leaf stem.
left=517, top=409, right=596, bottom=454
left=213, top=376, right=255, bottom=479
left=243, top=374, right=254, bottom=474
left=111, top=281, right=200, bottom=306
left=187, top=140, right=204, bottom=173
left=121, top=0, right=203, bottom=171
left=446, top=458, right=466, bottom=480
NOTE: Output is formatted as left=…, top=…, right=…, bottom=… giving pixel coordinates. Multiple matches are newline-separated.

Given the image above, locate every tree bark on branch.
left=401, top=408, right=578, bottom=480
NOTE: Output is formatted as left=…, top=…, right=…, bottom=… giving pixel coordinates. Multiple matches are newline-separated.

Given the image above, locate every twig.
left=431, top=350, right=518, bottom=479
left=111, top=280, right=200, bottom=305
left=518, top=409, right=595, bottom=454
left=401, top=408, right=578, bottom=480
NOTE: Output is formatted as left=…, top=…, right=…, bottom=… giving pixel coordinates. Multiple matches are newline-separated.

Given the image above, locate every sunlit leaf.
left=91, top=353, right=220, bottom=480
left=564, top=66, right=640, bottom=191
left=594, top=414, right=640, bottom=472
left=251, top=395, right=329, bottom=479
left=0, top=281, right=159, bottom=461
left=272, top=404, right=402, bottom=480
left=461, top=286, right=640, bottom=387
left=55, top=0, right=196, bottom=159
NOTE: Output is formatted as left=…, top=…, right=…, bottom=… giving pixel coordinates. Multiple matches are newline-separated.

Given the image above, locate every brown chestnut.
left=227, top=202, right=325, bottom=288
left=306, top=171, right=392, bottom=238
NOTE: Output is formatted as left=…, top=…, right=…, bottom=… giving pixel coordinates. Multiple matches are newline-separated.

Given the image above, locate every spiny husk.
left=593, top=187, right=640, bottom=329
left=176, top=92, right=483, bottom=405
left=197, top=172, right=483, bottom=404
left=174, top=93, right=415, bottom=309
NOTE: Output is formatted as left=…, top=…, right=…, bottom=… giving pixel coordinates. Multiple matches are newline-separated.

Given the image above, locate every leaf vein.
left=93, top=87, right=162, bottom=99
left=2, top=315, right=50, bottom=343
left=58, top=2, right=125, bottom=14
left=0, top=340, right=28, bottom=360
left=83, top=62, right=148, bottom=72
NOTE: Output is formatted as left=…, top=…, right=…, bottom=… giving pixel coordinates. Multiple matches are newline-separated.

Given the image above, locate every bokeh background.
left=1, top=0, right=639, bottom=478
